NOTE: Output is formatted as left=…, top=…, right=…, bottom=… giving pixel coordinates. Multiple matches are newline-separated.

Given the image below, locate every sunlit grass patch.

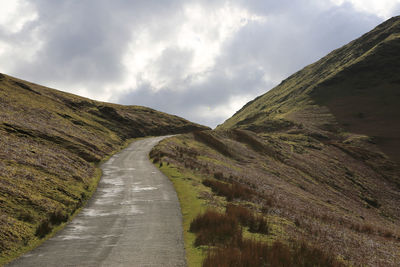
left=157, top=164, right=207, bottom=267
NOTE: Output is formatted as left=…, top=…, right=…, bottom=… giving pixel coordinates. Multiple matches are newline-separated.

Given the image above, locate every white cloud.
left=178, top=3, right=266, bottom=75
left=330, top=0, right=400, bottom=18
left=195, top=94, right=254, bottom=122
left=0, top=40, right=9, bottom=56
left=120, top=2, right=267, bottom=95
left=0, top=27, right=43, bottom=73
left=0, top=0, right=37, bottom=33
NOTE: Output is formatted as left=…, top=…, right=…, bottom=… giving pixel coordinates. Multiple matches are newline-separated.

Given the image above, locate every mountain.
left=0, top=73, right=208, bottom=264
left=220, top=16, right=400, bottom=163
left=151, top=17, right=400, bottom=266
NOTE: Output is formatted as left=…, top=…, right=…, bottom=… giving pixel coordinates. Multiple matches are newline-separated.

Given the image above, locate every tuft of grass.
left=226, top=204, right=269, bottom=235
left=189, top=210, right=241, bottom=247
left=35, top=219, right=52, bottom=238
left=203, top=239, right=344, bottom=267
left=49, top=209, right=69, bottom=226
left=202, top=179, right=253, bottom=202
left=225, top=204, right=252, bottom=225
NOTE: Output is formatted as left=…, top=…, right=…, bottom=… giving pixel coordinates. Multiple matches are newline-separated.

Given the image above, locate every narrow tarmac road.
left=8, top=137, right=186, bottom=267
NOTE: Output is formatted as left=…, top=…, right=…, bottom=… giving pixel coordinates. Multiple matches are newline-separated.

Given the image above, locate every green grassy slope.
left=151, top=17, right=400, bottom=266
left=0, top=73, right=208, bottom=264
left=219, top=16, right=400, bottom=163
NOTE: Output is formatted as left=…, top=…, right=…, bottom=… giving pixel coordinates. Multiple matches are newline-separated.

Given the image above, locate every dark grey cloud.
left=0, top=0, right=392, bottom=127
left=118, top=63, right=272, bottom=127
left=222, top=1, right=381, bottom=80
left=13, top=1, right=180, bottom=85
left=1, top=0, right=188, bottom=90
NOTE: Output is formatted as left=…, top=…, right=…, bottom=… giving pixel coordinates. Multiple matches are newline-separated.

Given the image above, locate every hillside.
left=220, top=15, right=400, bottom=163
left=0, top=73, right=208, bottom=264
left=151, top=17, right=400, bottom=266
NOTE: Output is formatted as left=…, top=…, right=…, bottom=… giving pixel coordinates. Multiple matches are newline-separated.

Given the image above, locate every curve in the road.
left=8, top=136, right=186, bottom=267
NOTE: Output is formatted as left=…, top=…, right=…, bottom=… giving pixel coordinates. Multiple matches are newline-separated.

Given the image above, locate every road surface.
left=8, top=136, right=186, bottom=267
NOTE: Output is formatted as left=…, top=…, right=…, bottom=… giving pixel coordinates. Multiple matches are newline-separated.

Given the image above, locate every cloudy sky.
left=0, top=0, right=399, bottom=127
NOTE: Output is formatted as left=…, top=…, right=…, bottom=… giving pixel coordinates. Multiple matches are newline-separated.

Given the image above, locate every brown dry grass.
left=190, top=210, right=242, bottom=247
left=202, top=179, right=254, bottom=201
left=189, top=208, right=342, bottom=266
left=203, top=239, right=344, bottom=267
left=151, top=128, right=400, bottom=266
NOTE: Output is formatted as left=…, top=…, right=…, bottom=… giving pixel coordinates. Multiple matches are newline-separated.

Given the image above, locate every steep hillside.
left=0, top=73, right=208, bottom=263
left=220, top=16, right=400, bottom=163
left=151, top=17, right=400, bottom=266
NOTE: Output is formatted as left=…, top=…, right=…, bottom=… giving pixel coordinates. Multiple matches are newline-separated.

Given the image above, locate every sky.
left=0, top=0, right=399, bottom=128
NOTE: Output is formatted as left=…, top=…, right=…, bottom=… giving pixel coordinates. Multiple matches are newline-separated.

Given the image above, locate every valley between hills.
left=0, top=15, right=399, bottom=267
left=0, top=73, right=207, bottom=265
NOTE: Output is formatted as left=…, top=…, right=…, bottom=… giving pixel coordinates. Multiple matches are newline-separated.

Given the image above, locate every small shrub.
left=203, top=240, right=273, bottom=267
left=365, top=197, right=380, bottom=208
left=50, top=209, right=69, bottom=225
left=80, top=192, right=87, bottom=200
left=261, top=205, right=270, bottom=214
left=226, top=204, right=252, bottom=225
left=248, top=215, right=269, bottom=235
left=350, top=223, right=375, bottom=234
left=190, top=210, right=241, bottom=246
left=231, top=182, right=253, bottom=201
left=202, top=179, right=253, bottom=201
left=35, top=219, right=52, bottom=238
left=17, top=211, right=35, bottom=223
left=290, top=241, right=344, bottom=267
left=226, top=204, right=269, bottom=235
left=213, top=172, right=224, bottom=180
left=360, top=224, right=375, bottom=234
left=203, top=247, right=241, bottom=267
left=35, top=209, right=69, bottom=238
left=204, top=242, right=270, bottom=267
left=203, top=239, right=344, bottom=267
left=264, top=195, right=274, bottom=207
left=202, top=179, right=232, bottom=200
left=382, top=230, right=394, bottom=238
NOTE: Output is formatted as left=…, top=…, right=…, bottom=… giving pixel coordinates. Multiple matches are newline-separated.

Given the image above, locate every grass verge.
left=157, top=163, right=207, bottom=267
